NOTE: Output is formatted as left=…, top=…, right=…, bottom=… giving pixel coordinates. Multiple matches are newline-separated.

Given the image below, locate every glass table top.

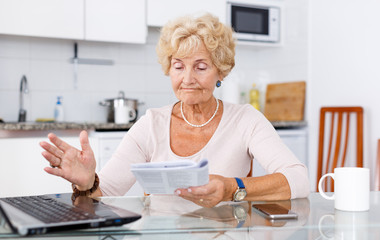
left=1, top=192, right=380, bottom=239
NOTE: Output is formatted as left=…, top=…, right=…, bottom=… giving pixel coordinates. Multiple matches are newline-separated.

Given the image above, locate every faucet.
left=18, top=75, right=29, bottom=122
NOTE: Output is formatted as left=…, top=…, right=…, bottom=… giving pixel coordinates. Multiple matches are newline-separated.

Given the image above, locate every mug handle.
left=318, top=173, right=335, bottom=200
left=318, top=214, right=335, bottom=240
left=128, top=108, right=137, bottom=122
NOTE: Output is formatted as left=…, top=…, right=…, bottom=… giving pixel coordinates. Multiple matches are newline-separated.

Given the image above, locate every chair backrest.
left=316, top=106, right=363, bottom=192
left=375, top=139, right=380, bottom=191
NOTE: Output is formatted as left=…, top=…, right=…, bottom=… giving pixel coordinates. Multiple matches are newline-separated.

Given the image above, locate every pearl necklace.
left=180, top=98, right=219, bottom=128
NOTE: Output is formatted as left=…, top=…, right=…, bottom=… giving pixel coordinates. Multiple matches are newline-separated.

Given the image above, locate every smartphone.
left=252, top=203, right=298, bottom=220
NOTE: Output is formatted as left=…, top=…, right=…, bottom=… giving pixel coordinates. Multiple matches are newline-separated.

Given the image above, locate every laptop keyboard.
left=1, top=195, right=102, bottom=224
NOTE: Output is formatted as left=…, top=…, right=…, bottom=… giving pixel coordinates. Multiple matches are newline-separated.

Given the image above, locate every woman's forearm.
left=224, top=173, right=291, bottom=202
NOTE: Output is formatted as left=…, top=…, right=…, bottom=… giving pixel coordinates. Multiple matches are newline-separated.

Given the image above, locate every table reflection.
left=100, top=195, right=311, bottom=240
left=319, top=210, right=370, bottom=240
left=1, top=194, right=311, bottom=239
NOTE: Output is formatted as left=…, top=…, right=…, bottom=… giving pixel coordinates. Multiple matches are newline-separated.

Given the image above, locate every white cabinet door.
left=0, top=0, right=84, bottom=39
left=85, top=0, right=147, bottom=43
left=147, top=0, right=227, bottom=27
left=90, top=131, right=144, bottom=196
left=0, top=136, right=98, bottom=197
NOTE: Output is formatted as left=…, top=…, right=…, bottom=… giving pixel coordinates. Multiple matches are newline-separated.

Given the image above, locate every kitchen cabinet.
left=147, top=0, right=227, bottom=27
left=0, top=135, right=98, bottom=197
left=0, top=0, right=146, bottom=44
left=277, top=128, right=308, bottom=165
left=90, top=131, right=144, bottom=196
left=90, top=131, right=126, bottom=170
left=85, top=0, right=146, bottom=43
left=0, top=0, right=84, bottom=40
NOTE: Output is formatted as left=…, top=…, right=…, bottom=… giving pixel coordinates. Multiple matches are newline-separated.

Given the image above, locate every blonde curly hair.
left=156, top=13, right=235, bottom=79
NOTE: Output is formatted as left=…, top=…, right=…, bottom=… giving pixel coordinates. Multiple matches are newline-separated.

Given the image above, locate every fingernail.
left=187, top=188, right=192, bottom=193
left=175, top=190, right=181, bottom=195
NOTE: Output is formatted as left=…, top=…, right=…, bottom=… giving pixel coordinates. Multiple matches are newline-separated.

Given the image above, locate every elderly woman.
left=40, top=13, right=309, bottom=208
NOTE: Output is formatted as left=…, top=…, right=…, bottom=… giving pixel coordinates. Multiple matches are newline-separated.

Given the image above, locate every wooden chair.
left=316, top=107, right=363, bottom=192
left=375, top=139, right=380, bottom=191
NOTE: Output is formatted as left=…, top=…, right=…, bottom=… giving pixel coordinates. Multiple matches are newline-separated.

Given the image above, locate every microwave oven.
left=227, top=2, right=281, bottom=43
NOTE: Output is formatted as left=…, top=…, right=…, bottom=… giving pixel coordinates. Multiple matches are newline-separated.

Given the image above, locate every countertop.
left=0, top=121, right=306, bottom=131
left=0, top=122, right=133, bottom=131
left=271, top=121, right=307, bottom=129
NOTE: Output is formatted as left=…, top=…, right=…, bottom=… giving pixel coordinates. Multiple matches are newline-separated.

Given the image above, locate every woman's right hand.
left=39, top=130, right=96, bottom=190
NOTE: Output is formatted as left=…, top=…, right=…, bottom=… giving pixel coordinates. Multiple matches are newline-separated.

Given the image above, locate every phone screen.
left=252, top=203, right=298, bottom=220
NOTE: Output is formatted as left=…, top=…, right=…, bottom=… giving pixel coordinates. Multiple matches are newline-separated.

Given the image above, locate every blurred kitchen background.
left=0, top=0, right=379, bottom=195
left=0, top=0, right=308, bottom=123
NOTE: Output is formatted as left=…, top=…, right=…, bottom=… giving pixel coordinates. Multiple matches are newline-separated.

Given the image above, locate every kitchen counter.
left=0, top=122, right=133, bottom=131
left=0, top=121, right=305, bottom=131
left=271, top=120, right=307, bottom=129
left=0, top=122, right=133, bottom=138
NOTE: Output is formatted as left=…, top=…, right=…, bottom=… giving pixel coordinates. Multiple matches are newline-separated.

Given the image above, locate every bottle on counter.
left=249, top=83, right=260, bottom=111
left=54, top=96, right=64, bottom=122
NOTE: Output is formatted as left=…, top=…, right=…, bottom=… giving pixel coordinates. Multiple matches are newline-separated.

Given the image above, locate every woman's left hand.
left=176, top=175, right=234, bottom=208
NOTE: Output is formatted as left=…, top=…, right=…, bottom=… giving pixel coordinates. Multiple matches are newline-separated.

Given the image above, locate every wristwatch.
left=233, top=177, right=247, bottom=202
left=232, top=204, right=247, bottom=228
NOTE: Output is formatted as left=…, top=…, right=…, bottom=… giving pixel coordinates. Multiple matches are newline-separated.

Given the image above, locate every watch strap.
left=235, top=177, right=245, bottom=189
left=237, top=219, right=245, bottom=228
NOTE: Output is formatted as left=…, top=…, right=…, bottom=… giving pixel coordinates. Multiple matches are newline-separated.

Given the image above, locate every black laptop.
left=0, top=193, right=141, bottom=236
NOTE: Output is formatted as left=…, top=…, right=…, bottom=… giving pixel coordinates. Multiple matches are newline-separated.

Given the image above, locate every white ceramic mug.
left=114, top=105, right=136, bottom=124
left=318, top=167, right=370, bottom=211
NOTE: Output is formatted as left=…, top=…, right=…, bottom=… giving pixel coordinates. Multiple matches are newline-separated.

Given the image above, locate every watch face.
left=234, top=205, right=247, bottom=220
left=234, top=189, right=247, bottom=201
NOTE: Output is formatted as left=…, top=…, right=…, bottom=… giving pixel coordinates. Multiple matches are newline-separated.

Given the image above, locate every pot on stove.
left=99, top=91, right=138, bottom=124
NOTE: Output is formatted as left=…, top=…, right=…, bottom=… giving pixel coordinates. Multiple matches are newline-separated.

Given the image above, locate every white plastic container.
left=54, top=96, right=64, bottom=122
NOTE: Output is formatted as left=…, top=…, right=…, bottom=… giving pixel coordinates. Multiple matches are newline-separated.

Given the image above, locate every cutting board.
left=264, top=81, right=306, bottom=121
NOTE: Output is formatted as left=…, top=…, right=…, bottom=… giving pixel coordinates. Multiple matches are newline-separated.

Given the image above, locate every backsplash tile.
left=29, top=37, right=71, bottom=61
left=0, top=90, right=19, bottom=121
left=0, top=58, right=29, bottom=90
left=117, top=64, right=147, bottom=93
left=119, top=43, right=147, bottom=64
left=145, top=64, right=171, bottom=93
left=0, top=35, right=30, bottom=58
left=29, top=60, right=72, bottom=91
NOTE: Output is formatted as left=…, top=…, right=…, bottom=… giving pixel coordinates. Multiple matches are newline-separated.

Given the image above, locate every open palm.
left=40, top=130, right=96, bottom=189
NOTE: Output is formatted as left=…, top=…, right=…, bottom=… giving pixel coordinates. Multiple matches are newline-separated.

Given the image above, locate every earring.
left=216, top=80, right=222, bottom=88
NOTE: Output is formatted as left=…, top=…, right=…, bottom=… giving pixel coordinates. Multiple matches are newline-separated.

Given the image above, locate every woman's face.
left=169, top=44, right=222, bottom=105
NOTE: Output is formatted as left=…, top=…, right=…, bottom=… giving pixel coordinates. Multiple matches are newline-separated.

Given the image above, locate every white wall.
left=308, top=0, right=380, bottom=190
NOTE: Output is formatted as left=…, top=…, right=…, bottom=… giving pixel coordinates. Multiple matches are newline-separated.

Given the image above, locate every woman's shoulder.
left=128, top=103, right=174, bottom=135
left=144, top=103, right=174, bottom=119
left=134, top=103, right=174, bottom=127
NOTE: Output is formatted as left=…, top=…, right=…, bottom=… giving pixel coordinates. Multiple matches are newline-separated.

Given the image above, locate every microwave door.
left=230, top=5, right=280, bottom=43
left=232, top=6, right=269, bottom=34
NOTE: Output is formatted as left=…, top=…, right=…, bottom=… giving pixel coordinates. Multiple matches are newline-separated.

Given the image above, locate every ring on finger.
left=50, top=159, right=62, bottom=168
left=199, top=199, right=204, bottom=203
